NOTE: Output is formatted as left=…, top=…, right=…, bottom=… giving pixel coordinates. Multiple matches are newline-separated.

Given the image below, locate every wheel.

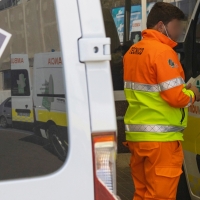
left=48, top=125, right=68, bottom=161
left=0, top=116, right=8, bottom=128
left=176, top=166, right=191, bottom=200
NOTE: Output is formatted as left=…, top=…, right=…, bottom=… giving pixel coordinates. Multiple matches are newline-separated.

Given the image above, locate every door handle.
left=3, top=110, right=6, bottom=113
left=25, top=105, right=28, bottom=108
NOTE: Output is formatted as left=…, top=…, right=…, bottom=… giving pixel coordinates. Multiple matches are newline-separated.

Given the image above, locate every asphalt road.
left=0, top=128, right=63, bottom=181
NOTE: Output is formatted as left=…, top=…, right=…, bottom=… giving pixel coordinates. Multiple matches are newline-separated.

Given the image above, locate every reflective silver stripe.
left=124, top=77, right=185, bottom=92
left=124, top=82, right=160, bottom=92
left=125, top=124, right=184, bottom=133
left=159, top=77, right=185, bottom=91
left=184, top=95, right=193, bottom=108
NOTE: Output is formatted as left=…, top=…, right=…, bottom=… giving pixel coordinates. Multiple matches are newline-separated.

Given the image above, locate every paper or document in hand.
left=187, top=75, right=200, bottom=93
left=0, top=28, right=11, bottom=58
left=187, top=77, right=196, bottom=85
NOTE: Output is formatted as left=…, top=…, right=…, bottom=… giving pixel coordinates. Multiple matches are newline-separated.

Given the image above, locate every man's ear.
left=155, top=21, right=164, bottom=33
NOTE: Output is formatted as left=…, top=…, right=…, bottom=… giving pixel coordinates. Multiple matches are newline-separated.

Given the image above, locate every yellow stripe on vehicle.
left=12, top=109, right=34, bottom=123
left=188, top=174, right=200, bottom=197
left=37, top=110, right=67, bottom=127
left=182, top=115, right=200, bottom=154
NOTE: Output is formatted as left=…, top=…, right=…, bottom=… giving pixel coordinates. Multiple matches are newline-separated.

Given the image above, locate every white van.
left=11, top=52, right=68, bottom=161
left=0, top=0, right=200, bottom=199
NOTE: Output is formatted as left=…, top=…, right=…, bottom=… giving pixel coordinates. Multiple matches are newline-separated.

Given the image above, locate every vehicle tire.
left=176, top=166, right=191, bottom=200
left=48, top=125, right=68, bottom=161
left=0, top=116, right=8, bottom=128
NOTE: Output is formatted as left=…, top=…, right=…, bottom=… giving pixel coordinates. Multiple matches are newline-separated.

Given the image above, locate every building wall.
left=0, top=0, right=59, bottom=103
left=0, top=0, right=59, bottom=71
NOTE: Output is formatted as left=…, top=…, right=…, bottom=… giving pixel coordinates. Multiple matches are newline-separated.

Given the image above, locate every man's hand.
left=185, top=83, right=192, bottom=89
left=188, top=85, right=200, bottom=102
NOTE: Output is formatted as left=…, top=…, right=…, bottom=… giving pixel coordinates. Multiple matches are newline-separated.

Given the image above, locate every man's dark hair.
left=147, top=2, right=185, bottom=29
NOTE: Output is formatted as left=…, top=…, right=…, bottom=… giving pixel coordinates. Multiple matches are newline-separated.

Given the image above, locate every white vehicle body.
left=33, top=52, right=66, bottom=137
left=2, top=0, right=118, bottom=199
left=1, top=0, right=200, bottom=199
left=11, top=54, right=34, bottom=128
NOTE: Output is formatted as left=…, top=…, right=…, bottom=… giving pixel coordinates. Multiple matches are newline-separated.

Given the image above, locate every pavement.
left=0, top=128, right=191, bottom=200
left=117, top=153, right=134, bottom=200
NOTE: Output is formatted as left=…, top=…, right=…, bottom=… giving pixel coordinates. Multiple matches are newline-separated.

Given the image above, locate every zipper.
left=180, top=108, right=185, bottom=124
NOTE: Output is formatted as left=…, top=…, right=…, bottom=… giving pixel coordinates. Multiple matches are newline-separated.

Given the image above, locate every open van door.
left=11, top=54, right=34, bottom=129
left=0, top=0, right=118, bottom=200
left=175, top=0, right=200, bottom=199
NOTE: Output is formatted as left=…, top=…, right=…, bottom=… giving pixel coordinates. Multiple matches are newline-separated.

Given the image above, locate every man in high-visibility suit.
left=123, top=2, right=200, bottom=200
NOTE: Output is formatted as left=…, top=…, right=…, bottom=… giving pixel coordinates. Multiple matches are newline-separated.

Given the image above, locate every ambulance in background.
left=11, top=52, right=68, bottom=161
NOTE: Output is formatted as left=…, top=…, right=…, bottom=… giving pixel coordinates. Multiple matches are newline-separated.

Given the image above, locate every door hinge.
left=78, top=38, right=111, bottom=62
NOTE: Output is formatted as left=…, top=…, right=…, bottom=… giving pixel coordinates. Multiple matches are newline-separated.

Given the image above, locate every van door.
left=0, top=0, right=117, bottom=200
left=175, top=0, right=200, bottom=199
left=11, top=54, right=34, bottom=129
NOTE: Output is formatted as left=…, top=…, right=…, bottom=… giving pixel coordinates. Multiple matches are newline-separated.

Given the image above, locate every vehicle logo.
left=42, top=75, right=54, bottom=111
left=17, top=73, right=26, bottom=94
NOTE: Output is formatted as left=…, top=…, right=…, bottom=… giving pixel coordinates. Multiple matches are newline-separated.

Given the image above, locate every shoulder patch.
left=168, top=59, right=178, bottom=68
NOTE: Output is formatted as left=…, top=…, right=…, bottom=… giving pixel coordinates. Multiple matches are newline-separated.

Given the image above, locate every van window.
left=0, top=0, right=67, bottom=181
left=11, top=70, right=30, bottom=96
left=102, top=1, right=124, bottom=90
left=4, top=98, right=11, bottom=108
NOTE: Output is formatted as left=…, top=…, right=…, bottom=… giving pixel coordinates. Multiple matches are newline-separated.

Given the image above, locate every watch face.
left=131, top=31, right=141, bottom=44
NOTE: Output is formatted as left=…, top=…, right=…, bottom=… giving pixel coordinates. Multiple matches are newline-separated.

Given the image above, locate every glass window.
left=4, top=98, right=11, bottom=108
left=3, top=70, right=11, bottom=90
left=0, top=0, right=67, bottom=181
left=11, top=70, right=30, bottom=96
left=101, top=0, right=124, bottom=90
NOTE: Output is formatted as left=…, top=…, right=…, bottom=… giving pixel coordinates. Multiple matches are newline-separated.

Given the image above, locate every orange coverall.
left=123, top=29, right=194, bottom=200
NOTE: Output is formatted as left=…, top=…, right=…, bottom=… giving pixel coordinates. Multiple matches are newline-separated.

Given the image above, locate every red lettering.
left=48, top=57, right=62, bottom=65
left=11, top=58, right=24, bottom=64
left=132, top=23, right=140, bottom=27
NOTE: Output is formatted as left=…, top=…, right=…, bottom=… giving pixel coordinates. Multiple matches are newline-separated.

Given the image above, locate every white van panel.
left=0, top=1, right=94, bottom=199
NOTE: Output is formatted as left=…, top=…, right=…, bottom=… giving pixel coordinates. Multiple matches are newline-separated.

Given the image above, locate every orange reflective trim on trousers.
left=127, top=141, right=183, bottom=200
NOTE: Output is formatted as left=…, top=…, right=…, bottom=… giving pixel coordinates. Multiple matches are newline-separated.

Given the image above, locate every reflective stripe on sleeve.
left=159, top=77, right=185, bottom=91
left=125, top=124, right=185, bottom=133
left=124, top=82, right=160, bottom=92
left=124, top=77, right=185, bottom=92
left=184, top=95, right=193, bottom=108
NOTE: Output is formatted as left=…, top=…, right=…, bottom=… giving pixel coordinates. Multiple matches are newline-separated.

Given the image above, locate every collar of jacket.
left=142, top=29, right=177, bottom=48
